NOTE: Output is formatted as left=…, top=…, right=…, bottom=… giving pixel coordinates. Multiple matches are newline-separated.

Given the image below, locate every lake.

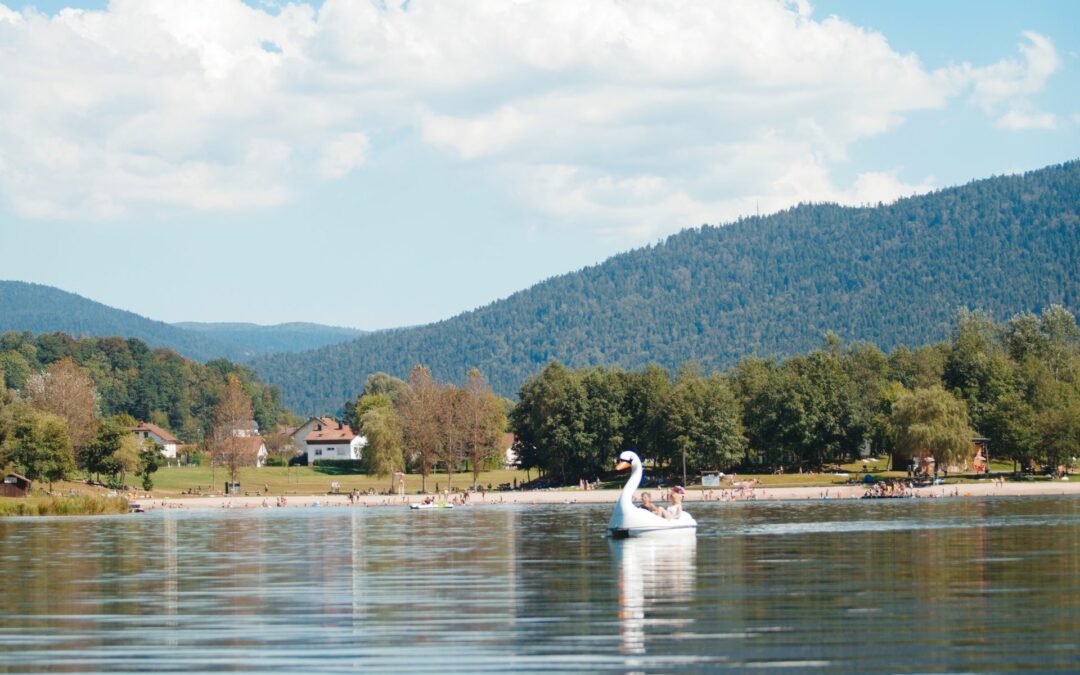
left=1, top=496, right=1077, bottom=672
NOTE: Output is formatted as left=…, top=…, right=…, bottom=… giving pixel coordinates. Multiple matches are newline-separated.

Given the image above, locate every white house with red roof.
left=290, top=417, right=365, bottom=465
left=234, top=435, right=269, bottom=468
left=129, top=422, right=180, bottom=459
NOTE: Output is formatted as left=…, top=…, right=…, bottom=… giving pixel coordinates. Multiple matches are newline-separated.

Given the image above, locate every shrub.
left=312, top=459, right=365, bottom=474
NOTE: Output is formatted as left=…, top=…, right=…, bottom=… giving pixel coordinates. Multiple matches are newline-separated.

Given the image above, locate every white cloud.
left=996, top=109, right=1058, bottom=131
left=0, top=0, right=1064, bottom=235
left=965, top=31, right=1061, bottom=109
left=955, top=31, right=1062, bottom=134
left=320, top=132, right=370, bottom=179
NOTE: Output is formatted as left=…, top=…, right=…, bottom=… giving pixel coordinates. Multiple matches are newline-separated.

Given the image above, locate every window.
left=314, top=449, right=323, bottom=456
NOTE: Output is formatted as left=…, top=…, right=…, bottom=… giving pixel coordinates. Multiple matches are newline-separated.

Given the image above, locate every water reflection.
left=611, top=531, right=697, bottom=656
left=0, top=497, right=1076, bottom=672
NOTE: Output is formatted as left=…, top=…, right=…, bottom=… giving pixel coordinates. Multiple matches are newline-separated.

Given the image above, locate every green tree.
left=621, top=364, right=671, bottom=456
left=655, top=371, right=745, bottom=478
left=509, top=362, right=593, bottom=484
left=889, top=386, right=974, bottom=471
left=139, top=440, right=163, bottom=490
left=2, top=407, right=74, bottom=488
left=361, top=405, right=404, bottom=490
left=1037, top=394, right=1080, bottom=472
left=362, top=372, right=409, bottom=404
left=943, top=309, right=1017, bottom=428
left=80, top=418, right=128, bottom=482
left=980, top=391, right=1038, bottom=469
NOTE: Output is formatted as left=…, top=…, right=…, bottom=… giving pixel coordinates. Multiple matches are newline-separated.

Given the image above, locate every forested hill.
left=172, top=322, right=366, bottom=357
left=0, top=281, right=240, bottom=362
left=253, top=160, right=1080, bottom=414
left=0, top=282, right=366, bottom=361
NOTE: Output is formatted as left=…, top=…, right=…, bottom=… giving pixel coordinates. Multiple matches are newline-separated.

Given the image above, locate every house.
left=291, top=417, right=365, bottom=465
left=233, top=435, right=269, bottom=468
left=503, top=432, right=518, bottom=469
left=231, top=420, right=259, bottom=438
left=129, top=422, right=179, bottom=459
left=1, top=473, right=31, bottom=498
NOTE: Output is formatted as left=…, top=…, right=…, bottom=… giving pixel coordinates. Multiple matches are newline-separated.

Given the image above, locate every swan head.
left=615, top=450, right=642, bottom=472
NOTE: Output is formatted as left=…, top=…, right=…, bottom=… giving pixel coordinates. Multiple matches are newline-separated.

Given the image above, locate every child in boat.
left=667, top=486, right=685, bottom=518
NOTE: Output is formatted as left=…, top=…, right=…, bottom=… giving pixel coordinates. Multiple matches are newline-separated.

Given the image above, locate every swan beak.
left=615, top=460, right=631, bottom=471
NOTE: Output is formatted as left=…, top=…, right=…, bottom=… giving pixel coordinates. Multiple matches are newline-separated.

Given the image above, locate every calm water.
left=1, top=496, right=1077, bottom=672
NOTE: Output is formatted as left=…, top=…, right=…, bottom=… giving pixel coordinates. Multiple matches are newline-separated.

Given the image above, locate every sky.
left=1, top=0, right=1078, bottom=330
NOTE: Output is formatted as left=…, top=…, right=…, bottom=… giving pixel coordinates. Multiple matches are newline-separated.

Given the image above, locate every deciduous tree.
left=461, top=369, right=507, bottom=485
left=24, top=357, right=99, bottom=452
left=399, top=365, right=441, bottom=492
left=361, top=405, right=404, bottom=490
left=2, top=407, right=74, bottom=488
left=889, top=385, right=974, bottom=471
left=210, top=374, right=255, bottom=485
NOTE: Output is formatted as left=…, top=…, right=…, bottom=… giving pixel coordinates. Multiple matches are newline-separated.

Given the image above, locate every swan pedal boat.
left=608, top=450, right=697, bottom=539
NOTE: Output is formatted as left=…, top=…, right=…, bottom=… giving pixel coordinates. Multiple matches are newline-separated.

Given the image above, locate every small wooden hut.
left=0, top=473, right=32, bottom=498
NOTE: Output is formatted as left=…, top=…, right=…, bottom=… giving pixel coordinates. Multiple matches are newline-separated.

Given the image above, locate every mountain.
left=173, top=322, right=366, bottom=357
left=0, top=282, right=364, bottom=362
left=0, top=281, right=242, bottom=362
left=252, top=160, right=1080, bottom=414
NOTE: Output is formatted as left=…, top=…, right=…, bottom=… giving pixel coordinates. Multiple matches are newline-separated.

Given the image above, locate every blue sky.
left=1, top=0, right=1077, bottom=329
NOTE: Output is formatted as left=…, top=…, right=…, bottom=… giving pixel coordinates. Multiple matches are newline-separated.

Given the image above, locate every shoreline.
left=135, top=479, right=1080, bottom=511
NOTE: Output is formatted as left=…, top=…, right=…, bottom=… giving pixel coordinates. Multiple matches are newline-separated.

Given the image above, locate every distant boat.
left=410, top=502, right=453, bottom=510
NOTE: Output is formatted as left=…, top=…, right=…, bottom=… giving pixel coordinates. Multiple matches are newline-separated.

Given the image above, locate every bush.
left=312, top=459, right=365, bottom=474
left=263, top=455, right=287, bottom=467
left=185, top=452, right=208, bottom=467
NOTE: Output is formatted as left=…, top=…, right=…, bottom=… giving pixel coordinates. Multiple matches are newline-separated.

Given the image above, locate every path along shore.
left=136, top=479, right=1080, bottom=511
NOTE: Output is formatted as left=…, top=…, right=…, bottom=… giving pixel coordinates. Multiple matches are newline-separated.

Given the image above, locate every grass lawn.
left=27, top=457, right=1043, bottom=501
left=127, top=465, right=535, bottom=497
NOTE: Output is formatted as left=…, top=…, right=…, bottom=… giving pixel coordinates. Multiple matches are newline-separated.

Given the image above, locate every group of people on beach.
left=862, top=481, right=914, bottom=499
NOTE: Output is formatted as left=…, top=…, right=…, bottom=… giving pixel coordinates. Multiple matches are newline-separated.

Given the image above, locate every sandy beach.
left=135, top=479, right=1080, bottom=510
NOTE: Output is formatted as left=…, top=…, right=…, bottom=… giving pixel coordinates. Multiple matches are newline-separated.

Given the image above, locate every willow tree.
left=361, top=405, right=404, bottom=491
left=889, top=385, right=974, bottom=471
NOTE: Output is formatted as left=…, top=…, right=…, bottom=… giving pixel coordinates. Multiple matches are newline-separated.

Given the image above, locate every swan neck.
left=620, top=461, right=643, bottom=503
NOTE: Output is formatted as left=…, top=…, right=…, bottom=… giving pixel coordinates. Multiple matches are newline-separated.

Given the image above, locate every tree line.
left=340, top=367, right=508, bottom=492
left=509, top=307, right=1080, bottom=483
left=0, top=332, right=288, bottom=489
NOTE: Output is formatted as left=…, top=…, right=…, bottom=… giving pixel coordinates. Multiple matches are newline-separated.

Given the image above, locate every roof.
left=306, top=418, right=358, bottom=443
left=235, top=435, right=267, bottom=459
left=129, top=422, right=179, bottom=443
